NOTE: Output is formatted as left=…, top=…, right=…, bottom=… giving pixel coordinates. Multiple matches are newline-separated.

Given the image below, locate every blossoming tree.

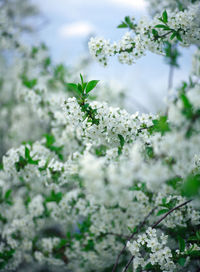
left=0, top=0, right=200, bottom=271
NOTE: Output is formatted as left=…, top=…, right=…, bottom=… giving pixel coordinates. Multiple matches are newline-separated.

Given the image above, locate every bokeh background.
left=30, top=0, right=195, bottom=112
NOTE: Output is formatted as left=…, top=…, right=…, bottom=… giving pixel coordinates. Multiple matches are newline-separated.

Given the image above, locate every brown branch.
left=123, top=199, right=192, bottom=272
left=112, top=207, right=156, bottom=272
left=124, top=255, right=134, bottom=271
left=152, top=199, right=192, bottom=228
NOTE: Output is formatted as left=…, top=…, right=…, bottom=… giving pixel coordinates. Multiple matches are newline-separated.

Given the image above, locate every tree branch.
left=112, top=207, right=156, bottom=272
left=123, top=199, right=192, bottom=272
left=152, top=199, right=192, bottom=228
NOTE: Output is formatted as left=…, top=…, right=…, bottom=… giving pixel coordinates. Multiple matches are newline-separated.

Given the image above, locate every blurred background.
left=3, top=0, right=197, bottom=112
left=30, top=0, right=195, bottom=113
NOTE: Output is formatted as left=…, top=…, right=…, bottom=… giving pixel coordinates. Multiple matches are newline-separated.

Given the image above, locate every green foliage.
left=54, top=64, right=67, bottom=83
left=0, top=188, right=13, bottom=205
left=95, top=145, right=107, bottom=157
left=162, top=10, right=168, bottom=24
left=145, top=146, right=154, bottom=159
left=67, top=74, right=100, bottom=125
left=21, top=75, right=37, bottom=89
left=45, top=191, right=63, bottom=204
left=86, top=80, right=99, bottom=94
left=156, top=208, right=169, bottom=216
left=117, top=16, right=136, bottom=30
left=152, top=11, right=183, bottom=42
left=151, top=116, right=170, bottom=135
left=43, top=134, right=63, bottom=160
left=177, top=257, right=186, bottom=266
left=164, top=42, right=181, bottom=67
left=15, top=146, right=39, bottom=172
left=67, top=74, right=99, bottom=100
left=166, top=176, right=182, bottom=190
left=118, top=134, right=125, bottom=155
left=178, top=236, right=186, bottom=252
left=160, top=197, right=177, bottom=210
left=182, top=174, right=200, bottom=197
left=0, top=249, right=15, bottom=269
left=180, top=92, right=193, bottom=119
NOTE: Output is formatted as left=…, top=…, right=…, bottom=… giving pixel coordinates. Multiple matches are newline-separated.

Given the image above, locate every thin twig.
left=123, top=256, right=134, bottom=272
left=152, top=199, right=192, bottom=228
left=123, top=199, right=192, bottom=272
left=112, top=207, right=156, bottom=272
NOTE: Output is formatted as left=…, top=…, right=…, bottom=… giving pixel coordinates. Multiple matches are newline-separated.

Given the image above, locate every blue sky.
left=33, top=0, right=196, bottom=112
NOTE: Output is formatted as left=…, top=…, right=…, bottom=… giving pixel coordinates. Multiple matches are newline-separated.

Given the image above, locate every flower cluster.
left=89, top=2, right=200, bottom=66
left=127, top=228, right=176, bottom=271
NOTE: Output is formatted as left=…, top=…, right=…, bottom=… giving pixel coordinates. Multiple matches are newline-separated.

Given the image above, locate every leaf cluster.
left=117, top=16, right=136, bottom=30
left=67, top=74, right=100, bottom=125
left=152, top=10, right=183, bottom=42
left=15, top=146, right=39, bottom=172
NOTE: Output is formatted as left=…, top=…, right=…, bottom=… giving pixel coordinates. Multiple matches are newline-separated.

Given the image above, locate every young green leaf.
left=67, top=83, right=80, bottom=94
left=156, top=208, right=169, bottom=216
left=178, top=257, right=186, bottom=266
left=152, top=116, right=170, bottom=135
left=118, top=134, right=125, bottom=148
left=25, top=146, right=30, bottom=160
left=85, top=80, right=99, bottom=94
left=117, top=22, right=128, bottom=28
left=176, top=32, right=183, bottom=42
left=162, top=10, right=168, bottom=23
left=152, top=29, right=159, bottom=37
left=80, top=73, right=84, bottom=85
left=22, top=76, right=37, bottom=89
left=178, top=236, right=186, bottom=252
left=125, top=16, right=131, bottom=25
left=155, top=24, right=171, bottom=30
left=170, top=32, right=177, bottom=40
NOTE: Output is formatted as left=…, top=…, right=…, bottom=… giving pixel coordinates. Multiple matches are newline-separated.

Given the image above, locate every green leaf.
left=46, top=191, right=63, bottom=204
left=24, top=147, right=39, bottom=165
left=22, top=76, right=37, bottom=89
left=118, top=134, right=125, bottom=148
left=155, top=24, right=170, bottom=30
left=43, top=57, right=51, bottom=69
left=180, top=93, right=193, bottom=119
left=5, top=189, right=12, bottom=200
left=44, top=134, right=55, bottom=147
left=117, top=16, right=134, bottom=29
left=182, top=174, right=200, bottom=197
left=78, top=83, right=83, bottom=93
left=196, top=230, right=200, bottom=240
left=176, top=32, right=183, bottom=42
left=146, top=146, right=154, bottom=158
left=170, top=32, right=177, bottom=40
left=162, top=10, right=168, bottom=23
left=80, top=73, right=84, bottom=85
left=67, top=83, right=80, bottom=94
left=15, top=156, right=28, bottom=172
left=166, top=176, right=182, bottom=189
left=125, top=16, right=132, bottom=25
left=152, top=29, right=158, bottom=37
left=25, top=147, right=30, bottom=160
left=178, top=257, right=186, bottom=266
left=117, top=22, right=128, bottom=28
left=156, top=209, right=169, bottom=216
left=152, top=116, right=170, bottom=135
left=85, top=80, right=99, bottom=94
left=83, top=239, right=95, bottom=251
left=178, top=236, right=186, bottom=252
left=189, top=250, right=200, bottom=257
